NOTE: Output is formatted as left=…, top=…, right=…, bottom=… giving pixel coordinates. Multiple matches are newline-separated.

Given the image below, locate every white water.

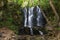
left=23, top=7, right=28, bottom=27
left=36, top=6, right=44, bottom=27
left=28, top=7, right=34, bottom=35
left=23, top=7, right=34, bottom=35
left=28, top=7, right=34, bottom=28
left=39, top=31, right=43, bottom=35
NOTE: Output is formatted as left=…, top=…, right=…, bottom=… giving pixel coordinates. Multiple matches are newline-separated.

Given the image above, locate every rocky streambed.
left=0, top=27, right=60, bottom=40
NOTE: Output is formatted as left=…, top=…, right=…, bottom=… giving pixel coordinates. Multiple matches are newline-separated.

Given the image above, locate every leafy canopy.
left=13, top=0, right=39, bottom=7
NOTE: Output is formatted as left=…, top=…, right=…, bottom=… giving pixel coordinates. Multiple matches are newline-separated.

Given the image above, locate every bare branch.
left=49, top=0, right=59, bottom=26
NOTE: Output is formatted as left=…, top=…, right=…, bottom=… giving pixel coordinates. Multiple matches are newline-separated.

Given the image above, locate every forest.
left=0, top=0, right=60, bottom=40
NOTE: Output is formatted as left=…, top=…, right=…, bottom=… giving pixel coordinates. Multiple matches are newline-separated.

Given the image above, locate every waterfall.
left=28, top=7, right=34, bottom=35
left=36, top=6, right=47, bottom=35
left=23, top=7, right=34, bottom=28
left=22, top=6, right=46, bottom=35
left=28, top=7, right=34, bottom=28
left=36, top=6, right=46, bottom=27
left=23, top=7, right=28, bottom=27
left=23, top=7, right=34, bottom=35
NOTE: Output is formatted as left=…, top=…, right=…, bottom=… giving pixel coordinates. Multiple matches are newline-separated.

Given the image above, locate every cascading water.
left=36, top=6, right=47, bottom=35
left=22, top=6, right=47, bottom=35
left=28, top=7, right=34, bottom=28
left=28, top=7, right=34, bottom=35
left=23, top=7, right=34, bottom=35
left=23, top=7, right=28, bottom=27
left=36, top=6, right=44, bottom=27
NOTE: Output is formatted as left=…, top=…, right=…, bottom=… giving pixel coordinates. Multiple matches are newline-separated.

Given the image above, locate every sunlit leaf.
left=21, top=1, right=28, bottom=7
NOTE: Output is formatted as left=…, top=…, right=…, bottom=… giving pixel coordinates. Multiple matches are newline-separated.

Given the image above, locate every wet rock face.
left=18, top=27, right=31, bottom=35
left=18, top=27, right=44, bottom=35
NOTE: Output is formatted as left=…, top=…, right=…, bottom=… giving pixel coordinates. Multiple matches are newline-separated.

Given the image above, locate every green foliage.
left=13, top=0, right=49, bottom=8
left=13, top=0, right=40, bottom=7
left=39, top=0, right=50, bottom=10
left=53, top=0, right=60, bottom=15
left=33, top=0, right=39, bottom=6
